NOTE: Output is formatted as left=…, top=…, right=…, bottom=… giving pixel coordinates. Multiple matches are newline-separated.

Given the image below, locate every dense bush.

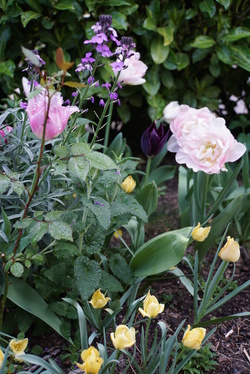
left=1, top=1, right=249, bottom=135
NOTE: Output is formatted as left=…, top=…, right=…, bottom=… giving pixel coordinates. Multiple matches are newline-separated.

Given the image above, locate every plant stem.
left=103, top=101, right=114, bottom=151
left=144, top=156, right=152, bottom=188
left=143, top=318, right=151, bottom=372
left=110, top=350, right=120, bottom=374
left=0, top=271, right=9, bottom=331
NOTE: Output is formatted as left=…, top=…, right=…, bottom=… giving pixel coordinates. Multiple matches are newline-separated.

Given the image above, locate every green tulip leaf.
left=130, top=227, right=192, bottom=276
left=6, top=276, right=69, bottom=341
left=137, top=181, right=158, bottom=216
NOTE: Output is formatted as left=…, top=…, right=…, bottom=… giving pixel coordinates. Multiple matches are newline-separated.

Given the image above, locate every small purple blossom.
left=109, top=92, right=118, bottom=101
left=87, top=76, right=95, bottom=85
left=117, top=82, right=123, bottom=90
left=95, top=81, right=100, bottom=88
left=64, top=99, right=70, bottom=106
left=110, top=61, right=124, bottom=72
left=115, top=171, right=121, bottom=175
left=118, top=99, right=121, bottom=106
left=20, top=102, right=28, bottom=109
left=96, top=44, right=112, bottom=57
left=72, top=91, right=78, bottom=97
left=94, top=201, right=105, bottom=206
left=90, top=96, right=95, bottom=104
left=81, top=52, right=95, bottom=64
left=99, top=99, right=106, bottom=107
left=102, top=83, right=111, bottom=91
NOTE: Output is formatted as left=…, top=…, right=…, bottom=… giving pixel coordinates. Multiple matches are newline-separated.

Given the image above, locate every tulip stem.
left=110, top=350, right=120, bottom=374
left=143, top=318, right=151, bottom=372
left=144, top=157, right=152, bottom=188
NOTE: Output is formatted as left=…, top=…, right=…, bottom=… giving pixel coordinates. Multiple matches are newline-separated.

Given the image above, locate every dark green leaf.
left=21, top=11, right=40, bottom=27
left=191, top=36, right=216, bottom=49
left=199, top=0, right=216, bottom=18
left=151, top=37, right=169, bottom=64
left=100, top=269, right=124, bottom=292
left=74, top=257, right=101, bottom=299
left=109, top=254, right=134, bottom=285
left=48, top=221, right=73, bottom=241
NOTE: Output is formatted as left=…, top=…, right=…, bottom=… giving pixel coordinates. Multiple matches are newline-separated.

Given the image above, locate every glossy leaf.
left=151, top=37, right=169, bottom=64
left=137, top=181, right=158, bottom=216
left=220, top=27, right=250, bottom=42
left=21, top=11, right=40, bottom=28
left=191, top=36, right=216, bottom=49
left=157, top=25, right=174, bottom=46
left=199, top=0, right=216, bottom=18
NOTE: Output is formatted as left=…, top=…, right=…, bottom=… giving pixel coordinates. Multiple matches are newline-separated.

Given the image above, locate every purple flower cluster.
left=84, top=15, right=120, bottom=58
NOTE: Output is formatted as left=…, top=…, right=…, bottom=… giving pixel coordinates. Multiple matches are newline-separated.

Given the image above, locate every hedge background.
left=0, top=0, right=249, bottom=150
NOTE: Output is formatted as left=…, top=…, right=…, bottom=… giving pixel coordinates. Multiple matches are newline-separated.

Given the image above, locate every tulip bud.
left=182, top=325, right=206, bottom=350
left=110, top=325, right=136, bottom=350
left=218, top=236, right=240, bottom=262
left=191, top=223, right=211, bottom=242
left=9, top=338, right=28, bottom=361
left=141, top=122, right=168, bottom=157
left=138, top=291, right=165, bottom=318
left=89, top=289, right=110, bottom=309
left=76, top=346, right=104, bottom=374
left=121, top=175, right=136, bottom=193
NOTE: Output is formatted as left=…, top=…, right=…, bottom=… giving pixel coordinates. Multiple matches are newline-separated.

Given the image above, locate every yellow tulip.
left=138, top=291, right=165, bottom=318
left=9, top=338, right=28, bottom=361
left=113, top=229, right=122, bottom=239
left=121, top=176, right=136, bottom=193
left=182, top=325, right=206, bottom=350
left=0, top=349, right=4, bottom=369
left=76, top=346, right=103, bottom=374
left=191, top=223, right=211, bottom=242
left=218, top=236, right=240, bottom=262
left=89, top=289, right=110, bottom=309
left=110, top=325, right=136, bottom=350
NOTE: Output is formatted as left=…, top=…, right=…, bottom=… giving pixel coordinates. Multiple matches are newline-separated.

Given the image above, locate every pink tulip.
left=167, top=105, right=246, bottom=174
left=26, top=89, right=79, bottom=140
left=117, top=52, right=148, bottom=85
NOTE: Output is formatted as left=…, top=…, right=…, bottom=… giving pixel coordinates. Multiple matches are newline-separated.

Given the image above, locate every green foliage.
left=178, top=343, right=218, bottom=374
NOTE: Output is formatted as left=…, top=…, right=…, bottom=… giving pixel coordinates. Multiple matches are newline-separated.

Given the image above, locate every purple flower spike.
left=99, top=99, right=106, bottom=107
left=141, top=122, right=169, bottom=158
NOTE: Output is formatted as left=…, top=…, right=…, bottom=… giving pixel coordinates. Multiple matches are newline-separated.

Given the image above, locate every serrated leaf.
left=100, top=270, right=123, bottom=292
left=44, top=262, right=73, bottom=288
left=29, top=222, right=48, bottom=243
left=82, top=226, right=105, bottom=255
left=85, top=151, right=117, bottom=170
left=68, top=157, right=89, bottom=181
left=87, top=198, right=111, bottom=230
left=14, top=218, right=34, bottom=229
left=0, top=174, right=10, bottom=194
left=74, top=257, right=101, bottom=299
left=12, top=181, right=25, bottom=196
left=48, top=221, right=73, bottom=241
left=109, top=254, right=134, bottom=285
left=54, top=145, right=70, bottom=158
left=54, top=242, right=78, bottom=259
left=10, top=262, right=24, bottom=277
left=49, top=301, right=78, bottom=319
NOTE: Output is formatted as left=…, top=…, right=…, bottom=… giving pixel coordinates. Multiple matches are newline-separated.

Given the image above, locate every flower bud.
left=182, top=325, right=206, bottom=350
left=121, top=175, right=136, bottom=193
left=9, top=338, right=28, bottom=361
left=138, top=291, right=165, bottom=318
left=76, top=346, right=104, bottom=374
left=218, top=236, right=240, bottom=262
left=141, top=122, right=168, bottom=157
left=89, top=289, right=110, bottom=309
left=191, top=223, right=211, bottom=242
left=110, top=325, right=136, bottom=350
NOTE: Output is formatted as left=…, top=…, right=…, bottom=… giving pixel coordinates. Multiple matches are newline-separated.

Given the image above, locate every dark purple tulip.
left=141, top=122, right=168, bottom=157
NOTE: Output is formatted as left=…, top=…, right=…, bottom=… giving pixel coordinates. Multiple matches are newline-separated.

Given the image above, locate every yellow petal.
left=191, top=223, right=211, bottom=242
left=9, top=338, right=28, bottom=356
left=219, top=236, right=240, bottom=262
